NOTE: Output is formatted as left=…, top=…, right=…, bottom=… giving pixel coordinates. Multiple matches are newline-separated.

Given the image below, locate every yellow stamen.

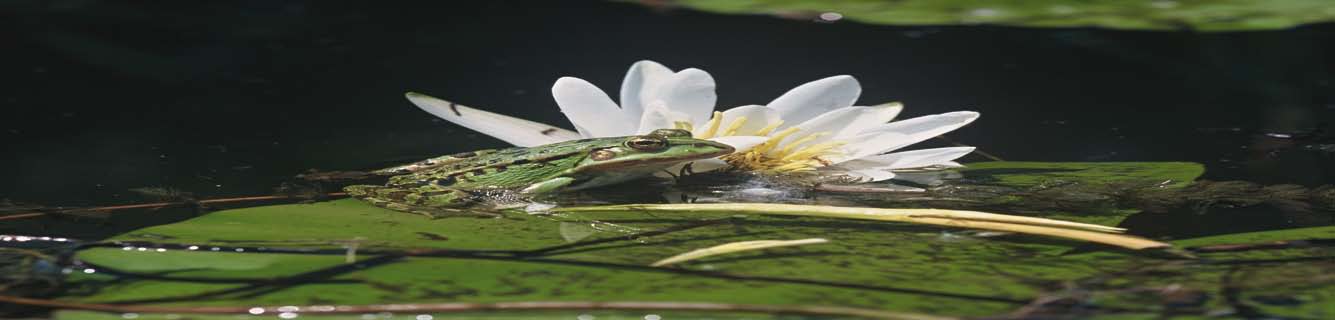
left=722, top=116, right=748, bottom=137
left=754, top=120, right=784, bottom=136
left=673, top=121, right=693, bottom=132
left=697, top=111, right=724, bottom=139
left=723, top=127, right=847, bottom=174
left=757, top=127, right=802, bottom=154
left=777, top=132, right=827, bottom=157
left=772, top=161, right=817, bottom=172
left=782, top=141, right=844, bottom=162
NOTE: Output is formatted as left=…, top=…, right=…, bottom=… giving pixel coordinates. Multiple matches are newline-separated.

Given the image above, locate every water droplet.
left=278, top=306, right=300, bottom=312
left=155, top=248, right=167, bottom=252
left=644, top=315, right=661, bottom=320
left=121, top=313, right=139, bottom=319
left=188, top=246, right=199, bottom=250
left=248, top=307, right=265, bottom=315
left=82, top=268, right=96, bottom=274
left=415, top=315, right=433, bottom=320
left=577, top=314, right=595, bottom=320
left=279, top=312, right=298, bottom=319
left=818, top=12, right=842, bottom=22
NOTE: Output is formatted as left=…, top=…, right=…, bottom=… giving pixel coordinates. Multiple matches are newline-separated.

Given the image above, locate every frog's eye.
left=589, top=149, right=617, bottom=161
left=626, top=137, right=668, bottom=151
left=648, top=129, right=691, bottom=138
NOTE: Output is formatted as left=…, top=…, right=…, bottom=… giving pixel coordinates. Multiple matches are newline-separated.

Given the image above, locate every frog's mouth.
left=579, top=141, right=735, bottom=172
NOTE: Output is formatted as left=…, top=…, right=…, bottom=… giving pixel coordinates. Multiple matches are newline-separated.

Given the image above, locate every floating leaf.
left=34, top=162, right=1330, bottom=318
left=651, top=238, right=830, bottom=266
left=652, top=0, right=1335, bottom=32
left=557, top=204, right=1169, bottom=250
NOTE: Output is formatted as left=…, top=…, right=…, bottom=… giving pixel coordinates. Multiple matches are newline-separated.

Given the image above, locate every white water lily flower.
left=627, top=64, right=980, bottom=182
left=407, top=60, right=980, bottom=182
left=406, top=61, right=768, bottom=156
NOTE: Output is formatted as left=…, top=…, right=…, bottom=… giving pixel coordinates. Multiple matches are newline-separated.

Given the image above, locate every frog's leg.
left=370, top=149, right=498, bottom=176
left=520, top=177, right=576, bottom=194
left=344, top=184, right=496, bottom=218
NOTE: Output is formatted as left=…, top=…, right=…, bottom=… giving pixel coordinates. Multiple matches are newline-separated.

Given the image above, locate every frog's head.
left=573, top=131, right=735, bottom=173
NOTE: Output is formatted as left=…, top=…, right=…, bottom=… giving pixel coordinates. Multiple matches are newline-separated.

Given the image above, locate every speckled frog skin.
left=345, top=129, right=733, bottom=217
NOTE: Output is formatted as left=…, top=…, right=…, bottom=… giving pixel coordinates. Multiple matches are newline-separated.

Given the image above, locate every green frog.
left=345, top=129, right=733, bottom=217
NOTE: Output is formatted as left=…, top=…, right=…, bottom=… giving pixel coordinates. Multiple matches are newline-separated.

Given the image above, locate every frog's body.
left=345, top=129, right=733, bottom=217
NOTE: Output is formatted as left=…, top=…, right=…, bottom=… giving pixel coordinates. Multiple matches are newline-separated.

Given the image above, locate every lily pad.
left=960, top=161, right=1204, bottom=188
left=46, top=162, right=1331, bottom=318
left=655, top=0, right=1335, bottom=32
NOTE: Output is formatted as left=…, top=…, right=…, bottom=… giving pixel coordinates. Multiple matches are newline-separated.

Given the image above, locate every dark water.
left=0, top=1, right=1333, bottom=317
left=4, top=1, right=1333, bottom=207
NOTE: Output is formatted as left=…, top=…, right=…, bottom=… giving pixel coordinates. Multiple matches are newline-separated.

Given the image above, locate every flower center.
left=724, top=127, right=845, bottom=173
left=682, top=112, right=845, bottom=174
left=692, top=111, right=781, bottom=139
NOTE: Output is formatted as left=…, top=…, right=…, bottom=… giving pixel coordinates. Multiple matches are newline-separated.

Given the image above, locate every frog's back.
left=387, top=138, right=607, bottom=190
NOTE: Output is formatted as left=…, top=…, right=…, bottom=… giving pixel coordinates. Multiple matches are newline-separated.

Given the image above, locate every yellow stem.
left=555, top=204, right=1172, bottom=250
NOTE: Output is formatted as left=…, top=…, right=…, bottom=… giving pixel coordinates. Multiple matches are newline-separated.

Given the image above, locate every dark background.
left=2, top=0, right=1333, bottom=208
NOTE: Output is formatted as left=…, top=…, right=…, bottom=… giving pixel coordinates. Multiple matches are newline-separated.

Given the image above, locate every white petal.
left=406, top=92, right=579, bottom=147
left=552, top=77, right=636, bottom=138
left=854, top=147, right=976, bottom=170
left=619, top=60, right=673, bottom=124
left=831, top=102, right=904, bottom=140
left=840, top=167, right=898, bottom=182
left=685, top=158, right=731, bottom=173
left=893, top=171, right=964, bottom=186
left=654, top=68, right=717, bottom=126
left=636, top=101, right=694, bottom=134
left=709, top=135, right=768, bottom=153
left=706, top=105, right=781, bottom=137
left=832, top=111, right=980, bottom=163
left=778, top=103, right=904, bottom=149
left=766, top=75, right=861, bottom=127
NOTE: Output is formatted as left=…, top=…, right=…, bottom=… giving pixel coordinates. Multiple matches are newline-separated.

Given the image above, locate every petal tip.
left=829, top=74, right=858, bottom=81
left=553, top=76, right=586, bottom=84
left=404, top=92, right=445, bottom=104
left=631, top=60, right=668, bottom=69
left=676, top=68, right=714, bottom=79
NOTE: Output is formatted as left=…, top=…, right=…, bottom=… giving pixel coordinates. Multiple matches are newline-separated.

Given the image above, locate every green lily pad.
left=47, top=162, right=1331, bottom=318
left=655, top=0, right=1335, bottom=32
left=960, top=161, right=1204, bottom=188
